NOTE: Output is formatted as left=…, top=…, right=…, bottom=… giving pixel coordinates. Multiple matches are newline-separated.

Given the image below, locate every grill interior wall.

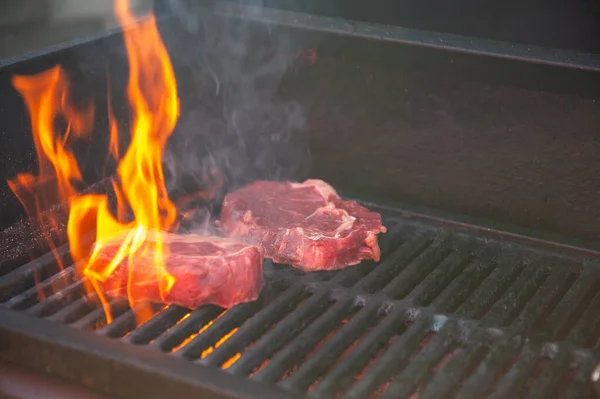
left=0, top=10, right=600, bottom=243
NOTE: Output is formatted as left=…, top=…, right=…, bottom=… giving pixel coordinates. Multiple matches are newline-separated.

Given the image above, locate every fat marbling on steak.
left=219, top=179, right=387, bottom=271
left=96, top=232, right=264, bottom=309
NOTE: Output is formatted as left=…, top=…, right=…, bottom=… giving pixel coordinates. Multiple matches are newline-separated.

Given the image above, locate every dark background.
left=222, top=0, right=600, bottom=53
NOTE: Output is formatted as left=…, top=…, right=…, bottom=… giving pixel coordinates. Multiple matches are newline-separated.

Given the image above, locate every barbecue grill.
left=1, top=1, right=600, bottom=398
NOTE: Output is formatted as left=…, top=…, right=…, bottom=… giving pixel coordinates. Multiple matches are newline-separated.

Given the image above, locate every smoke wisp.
left=160, top=0, right=311, bottom=233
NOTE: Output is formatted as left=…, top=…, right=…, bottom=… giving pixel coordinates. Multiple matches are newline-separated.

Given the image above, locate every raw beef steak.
left=219, top=179, right=387, bottom=271
left=94, top=231, right=264, bottom=309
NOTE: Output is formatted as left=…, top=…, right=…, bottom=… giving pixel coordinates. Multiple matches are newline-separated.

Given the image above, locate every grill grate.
left=1, top=204, right=599, bottom=398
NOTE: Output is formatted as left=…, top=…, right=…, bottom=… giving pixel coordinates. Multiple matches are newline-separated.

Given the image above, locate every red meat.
left=219, top=179, right=387, bottom=271
left=95, top=232, right=264, bottom=309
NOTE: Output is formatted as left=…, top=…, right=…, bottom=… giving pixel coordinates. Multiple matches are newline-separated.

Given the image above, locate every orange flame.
left=8, top=0, right=180, bottom=325
left=7, top=66, right=92, bottom=298
left=70, top=0, right=180, bottom=324
left=9, top=66, right=86, bottom=208
left=106, top=81, right=120, bottom=160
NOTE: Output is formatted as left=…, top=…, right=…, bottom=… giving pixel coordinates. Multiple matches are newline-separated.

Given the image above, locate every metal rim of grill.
left=1, top=204, right=599, bottom=399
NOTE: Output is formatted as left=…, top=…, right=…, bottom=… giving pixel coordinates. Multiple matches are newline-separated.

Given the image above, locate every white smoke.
left=159, top=0, right=311, bottom=230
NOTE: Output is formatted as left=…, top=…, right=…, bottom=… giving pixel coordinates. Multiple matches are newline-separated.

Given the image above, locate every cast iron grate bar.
left=3, top=265, right=77, bottom=310
left=0, top=243, right=71, bottom=303
left=347, top=232, right=435, bottom=293
left=345, top=315, right=452, bottom=399
left=562, top=359, right=597, bottom=399
left=175, top=298, right=268, bottom=359
left=274, top=298, right=385, bottom=391
left=26, top=276, right=88, bottom=317
left=480, top=262, right=551, bottom=327
left=379, top=234, right=456, bottom=299
left=46, top=291, right=100, bottom=324
left=118, top=305, right=190, bottom=344
left=199, top=284, right=317, bottom=368
left=400, top=241, right=479, bottom=305
left=375, top=321, right=465, bottom=399
left=526, top=347, right=571, bottom=399
left=222, top=289, right=334, bottom=374
left=488, top=342, right=543, bottom=399
left=150, top=306, right=224, bottom=351
left=541, top=272, right=600, bottom=341
left=565, top=289, right=600, bottom=348
left=428, top=247, right=498, bottom=313
left=448, top=336, right=523, bottom=398
left=250, top=295, right=371, bottom=384
left=1, top=206, right=600, bottom=398
left=302, top=303, right=413, bottom=397
left=454, top=252, right=527, bottom=320
left=509, top=263, right=576, bottom=333
left=417, top=333, right=499, bottom=399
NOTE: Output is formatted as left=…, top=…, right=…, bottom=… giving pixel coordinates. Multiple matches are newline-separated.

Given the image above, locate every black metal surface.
left=210, top=2, right=600, bottom=72
left=157, top=0, right=600, bottom=55
left=230, top=0, right=600, bottom=55
left=1, top=205, right=600, bottom=398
